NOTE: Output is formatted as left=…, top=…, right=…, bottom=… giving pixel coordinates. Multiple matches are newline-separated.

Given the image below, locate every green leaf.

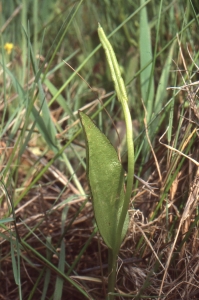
left=140, top=0, right=154, bottom=121
left=152, top=41, right=176, bottom=134
left=79, top=111, right=128, bottom=250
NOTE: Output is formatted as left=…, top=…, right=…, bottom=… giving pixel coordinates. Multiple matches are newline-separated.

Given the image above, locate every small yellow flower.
left=4, top=43, right=14, bottom=55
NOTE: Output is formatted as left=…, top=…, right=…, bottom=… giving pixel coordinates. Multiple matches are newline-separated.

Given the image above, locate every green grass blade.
left=139, top=0, right=154, bottom=121
left=189, top=0, right=199, bottom=31
left=53, top=240, right=65, bottom=300
left=152, top=41, right=176, bottom=134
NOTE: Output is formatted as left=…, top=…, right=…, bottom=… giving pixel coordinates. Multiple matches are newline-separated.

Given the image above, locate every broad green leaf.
left=79, top=111, right=128, bottom=249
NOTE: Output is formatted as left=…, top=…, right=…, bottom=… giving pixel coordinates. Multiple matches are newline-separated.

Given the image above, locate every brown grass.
left=1, top=36, right=199, bottom=299
left=0, top=87, right=199, bottom=300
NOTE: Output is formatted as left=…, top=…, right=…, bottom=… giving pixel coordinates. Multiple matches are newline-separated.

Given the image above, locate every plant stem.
left=107, top=249, right=118, bottom=300
left=117, top=97, right=134, bottom=243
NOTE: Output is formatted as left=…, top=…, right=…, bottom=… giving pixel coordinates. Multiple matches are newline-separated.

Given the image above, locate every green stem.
left=107, top=249, right=118, bottom=300
left=116, top=98, right=134, bottom=247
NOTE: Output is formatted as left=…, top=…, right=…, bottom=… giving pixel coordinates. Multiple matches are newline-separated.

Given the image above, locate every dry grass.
left=0, top=79, right=199, bottom=300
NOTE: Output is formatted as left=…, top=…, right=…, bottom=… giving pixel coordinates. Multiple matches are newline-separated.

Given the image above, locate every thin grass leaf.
left=152, top=41, right=176, bottom=134
left=41, top=268, right=51, bottom=300
left=10, top=238, right=19, bottom=284
left=53, top=239, right=65, bottom=300
left=139, top=0, right=154, bottom=120
left=189, top=0, right=199, bottom=31
left=0, top=217, right=14, bottom=224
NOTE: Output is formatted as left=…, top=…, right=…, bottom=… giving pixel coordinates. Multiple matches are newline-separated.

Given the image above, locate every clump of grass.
left=0, top=1, right=199, bottom=299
